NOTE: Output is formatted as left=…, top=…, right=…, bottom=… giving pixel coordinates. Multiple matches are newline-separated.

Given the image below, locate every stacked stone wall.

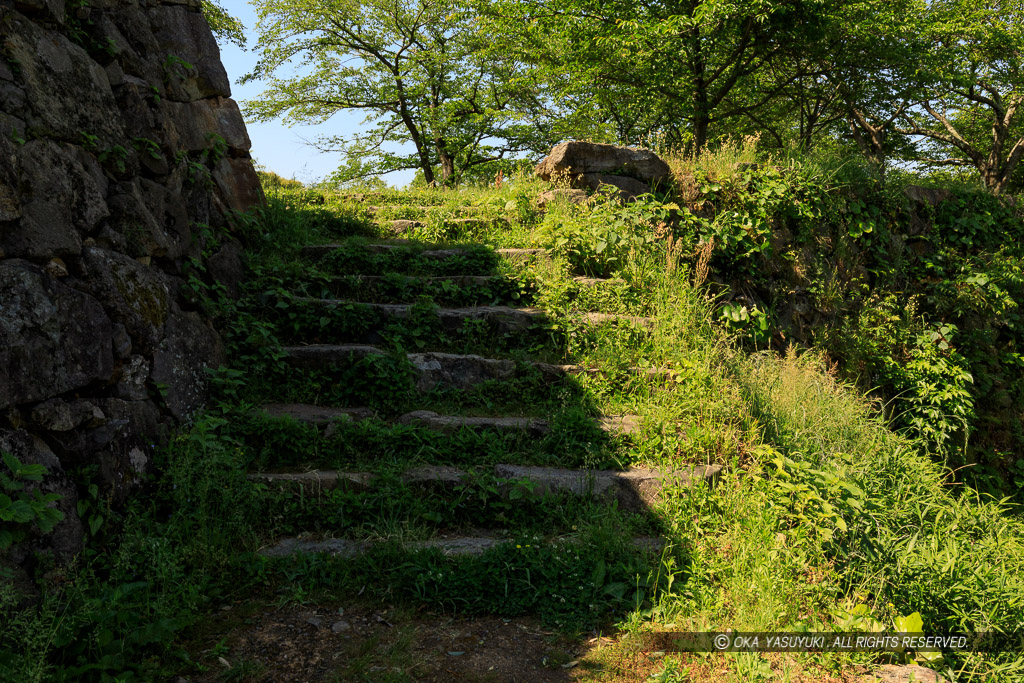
left=0, top=0, right=262, bottom=572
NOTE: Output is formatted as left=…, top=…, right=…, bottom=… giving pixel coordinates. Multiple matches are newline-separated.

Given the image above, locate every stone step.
left=248, top=463, right=722, bottom=511
left=283, top=345, right=673, bottom=391
left=284, top=344, right=570, bottom=392
left=366, top=205, right=485, bottom=216
left=260, top=404, right=641, bottom=437
left=301, top=242, right=545, bottom=263
left=259, top=532, right=665, bottom=559
left=293, top=299, right=653, bottom=334
left=262, top=403, right=375, bottom=423
left=338, top=274, right=507, bottom=288
left=573, top=276, right=624, bottom=287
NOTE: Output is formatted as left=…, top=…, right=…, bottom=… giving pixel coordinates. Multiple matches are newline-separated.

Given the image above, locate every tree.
left=899, top=0, right=1024, bottom=194
left=201, top=0, right=247, bottom=48
left=243, top=0, right=545, bottom=186
left=486, top=0, right=829, bottom=153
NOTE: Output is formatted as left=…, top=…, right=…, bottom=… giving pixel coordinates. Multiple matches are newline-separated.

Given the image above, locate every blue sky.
left=216, top=0, right=415, bottom=186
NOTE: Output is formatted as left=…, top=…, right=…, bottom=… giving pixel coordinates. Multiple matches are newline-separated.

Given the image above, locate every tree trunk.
left=436, top=138, right=456, bottom=187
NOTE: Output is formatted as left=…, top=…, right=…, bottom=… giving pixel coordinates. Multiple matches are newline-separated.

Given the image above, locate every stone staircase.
left=243, top=231, right=720, bottom=579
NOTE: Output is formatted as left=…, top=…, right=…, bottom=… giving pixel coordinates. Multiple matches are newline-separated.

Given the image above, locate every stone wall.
left=0, top=0, right=262, bottom=571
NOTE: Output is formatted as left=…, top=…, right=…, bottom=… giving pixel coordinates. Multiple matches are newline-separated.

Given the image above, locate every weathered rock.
left=205, top=240, right=245, bottom=299
left=247, top=470, right=374, bottom=495
left=104, top=179, right=189, bottom=259
left=398, top=410, right=550, bottom=437
left=115, top=355, right=151, bottom=400
left=0, top=134, right=20, bottom=222
left=96, top=9, right=165, bottom=92
left=284, top=345, right=573, bottom=392
left=494, top=464, right=722, bottom=511
left=211, top=156, right=265, bottom=213
left=29, top=398, right=105, bottom=432
left=537, top=188, right=588, bottom=208
left=0, top=428, right=82, bottom=563
left=536, top=142, right=671, bottom=185
left=138, top=178, right=193, bottom=258
left=111, top=322, right=132, bottom=359
left=44, top=257, right=68, bottom=278
left=905, top=186, right=951, bottom=207
left=148, top=5, right=231, bottom=102
left=262, top=403, right=375, bottom=424
left=12, top=0, right=66, bottom=24
left=578, top=173, right=652, bottom=200
left=3, top=14, right=123, bottom=145
left=0, top=260, right=113, bottom=410
left=160, top=97, right=251, bottom=155
left=864, top=664, right=947, bottom=683
left=389, top=219, right=423, bottom=234
left=307, top=299, right=547, bottom=338
left=401, top=465, right=467, bottom=486
left=94, top=397, right=168, bottom=451
left=149, top=306, right=224, bottom=421
left=80, top=247, right=170, bottom=353
left=2, top=140, right=108, bottom=259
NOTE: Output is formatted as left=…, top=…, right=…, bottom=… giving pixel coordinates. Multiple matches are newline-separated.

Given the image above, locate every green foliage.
left=537, top=191, right=679, bottom=277
left=0, top=452, right=64, bottom=551
left=830, top=295, right=975, bottom=459
left=201, top=0, right=247, bottom=48
left=244, top=0, right=547, bottom=186
left=6, top=176, right=1024, bottom=680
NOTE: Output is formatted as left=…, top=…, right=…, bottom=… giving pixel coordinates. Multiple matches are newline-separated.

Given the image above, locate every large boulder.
left=535, top=141, right=671, bottom=188
left=2, top=12, right=124, bottom=146
left=0, top=260, right=114, bottom=410
left=79, top=247, right=171, bottom=354
left=150, top=306, right=224, bottom=421
left=0, top=139, right=109, bottom=260
left=577, top=173, right=653, bottom=199
left=148, top=4, right=232, bottom=102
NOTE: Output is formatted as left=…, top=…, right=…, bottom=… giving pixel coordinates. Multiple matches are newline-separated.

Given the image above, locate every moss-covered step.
left=283, top=344, right=573, bottom=391
left=290, top=299, right=653, bottom=337
left=301, top=241, right=544, bottom=262
left=308, top=274, right=536, bottom=307
left=301, top=241, right=539, bottom=277
left=260, top=404, right=640, bottom=437
left=248, top=462, right=722, bottom=511
left=258, top=531, right=664, bottom=559
left=282, top=344, right=673, bottom=392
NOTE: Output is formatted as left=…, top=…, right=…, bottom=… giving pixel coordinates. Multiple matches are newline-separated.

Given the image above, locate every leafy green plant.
left=0, top=452, right=64, bottom=550
left=538, top=190, right=679, bottom=277
left=720, top=302, right=770, bottom=346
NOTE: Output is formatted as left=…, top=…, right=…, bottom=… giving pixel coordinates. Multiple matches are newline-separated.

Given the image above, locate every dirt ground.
left=178, top=600, right=880, bottom=683
left=181, top=600, right=589, bottom=682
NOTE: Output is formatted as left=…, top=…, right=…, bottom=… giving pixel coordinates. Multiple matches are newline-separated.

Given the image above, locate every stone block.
left=159, top=96, right=251, bottom=155
left=149, top=306, right=224, bottom=421
left=0, top=133, right=19, bottom=222
left=115, top=354, right=150, bottom=400
left=536, top=141, right=671, bottom=184
left=148, top=5, right=230, bottom=101
left=80, top=246, right=170, bottom=353
left=1, top=140, right=110, bottom=259
left=104, top=179, right=177, bottom=259
left=0, top=260, right=113, bottom=410
left=211, top=155, right=265, bottom=213
left=205, top=239, right=244, bottom=299
left=4, top=14, right=123, bottom=145
left=29, top=398, right=105, bottom=431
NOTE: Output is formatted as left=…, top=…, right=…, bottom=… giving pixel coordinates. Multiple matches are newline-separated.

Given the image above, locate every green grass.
left=3, top=170, right=1023, bottom=681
